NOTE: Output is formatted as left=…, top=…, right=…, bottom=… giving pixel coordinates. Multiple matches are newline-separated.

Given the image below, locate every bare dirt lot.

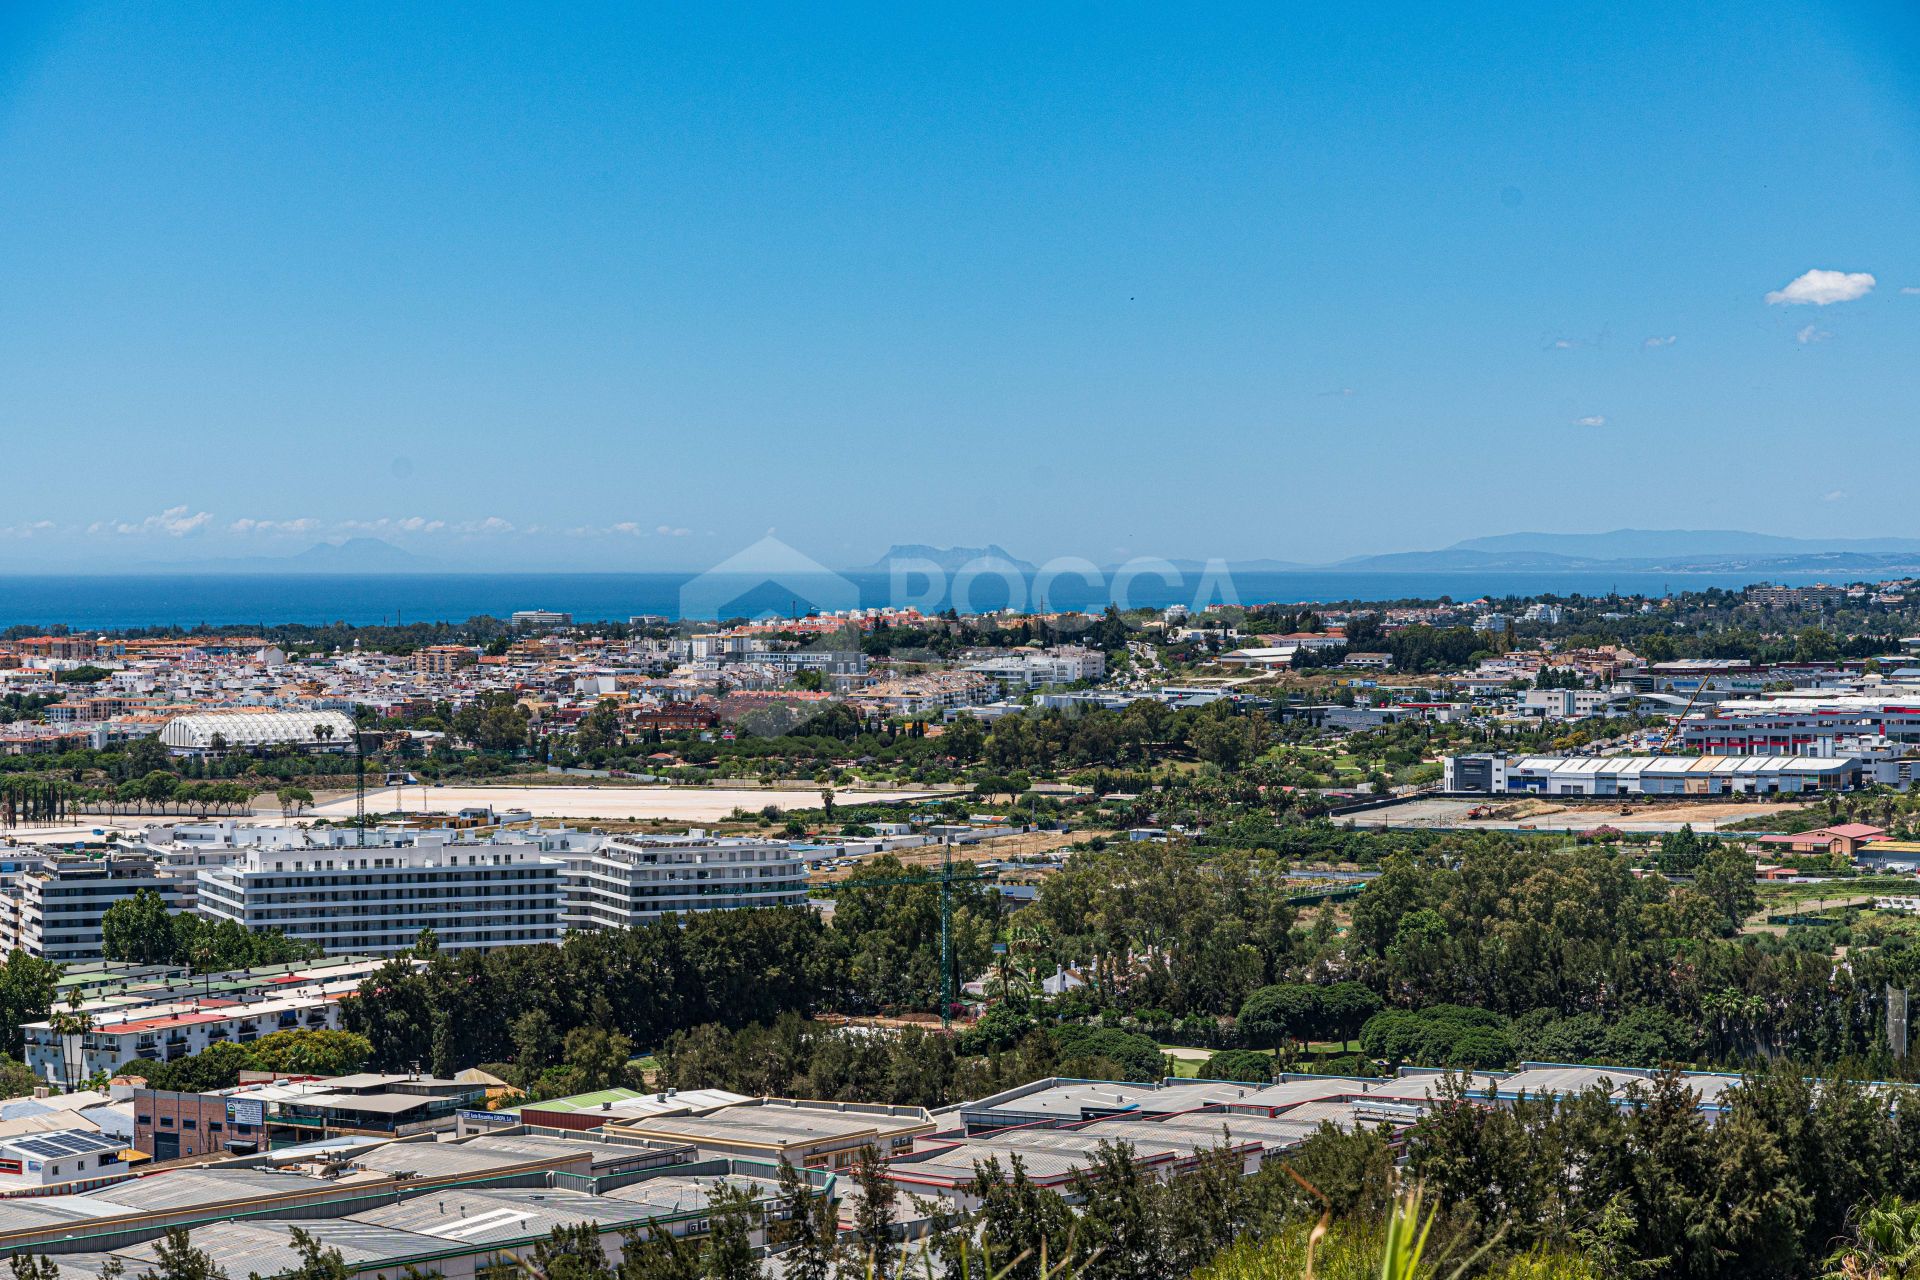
left=811, top=827, right=1107, bottom=882
left=293, top=784, right=952, bottom=824
left=1348, top=796, right=1806, bottom=835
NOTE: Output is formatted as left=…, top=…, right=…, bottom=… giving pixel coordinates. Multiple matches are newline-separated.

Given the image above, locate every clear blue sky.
left=1, top=2, right=1915, bottom=570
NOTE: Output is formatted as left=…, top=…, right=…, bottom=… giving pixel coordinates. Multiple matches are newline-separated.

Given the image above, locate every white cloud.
left=229, top=517, right=320, bottom=535
left=89, top=506, right=213, bottom=538
left=454, top=516, right=516, bottom=534
left=1766, top=269, right=1875, bottom=306
left=1903, top=287, right=1920, bottom=296
left=1796, top=324, right=1831, bottom=345
left=0, top=520, right=55, bottom=539
left=657, top=524, right=692, bottom=537
left=1573, top=415, right=1607, bottom=427
left=611, top=522, right=644, bottom=536
left=1822, top=489, right=1847, bottom=502
left=341, top=516, right=447, bottom=534
left=1643, top=335, right=1677, bottom=348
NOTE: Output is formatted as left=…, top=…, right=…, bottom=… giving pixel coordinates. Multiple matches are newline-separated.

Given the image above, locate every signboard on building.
left=226, top=1098, right=265, bottom=1127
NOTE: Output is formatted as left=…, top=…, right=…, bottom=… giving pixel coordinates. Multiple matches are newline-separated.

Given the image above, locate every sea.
left=0, top=568, right=1844, bottom=631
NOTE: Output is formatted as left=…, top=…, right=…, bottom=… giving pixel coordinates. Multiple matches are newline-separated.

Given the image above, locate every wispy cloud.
left=1317, top=386, right=1358, bottom=398
left=229, top=517, right=320, bottom=535
left=341, top=516, right=447, bottom=534
left=1822, top=489, right=1847, bottom=502
left=607, top=521, right=693, bottom=538
left=453, top=516, right=516, bottom=534
left=1903, top=286, right=1920, bottom=296
left=1642, top=335, right=1677, bottom=349
left=1795, top=324, right=1831, bottom=345
left=89, top=506, right=213, bottom=537
left=1573, top=415, right=1607, bottom=427
left=1767, top=268, right=1875, bottom=306
left=0, top=520, right=55, bottom=539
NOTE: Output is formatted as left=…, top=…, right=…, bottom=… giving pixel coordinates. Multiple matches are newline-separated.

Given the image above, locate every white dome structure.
left=159, top=709, right=356, bottom=755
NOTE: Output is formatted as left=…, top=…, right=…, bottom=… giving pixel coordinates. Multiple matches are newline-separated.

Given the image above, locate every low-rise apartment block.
left=21, top=961, right=381, bottom=1085
left=412, top=644, right=479, bottom=675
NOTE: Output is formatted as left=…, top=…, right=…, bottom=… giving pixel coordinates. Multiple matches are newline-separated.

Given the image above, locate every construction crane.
left=816, top=843, right=995, bottom=1030
left=1653, top=677, right=1713, bottom=754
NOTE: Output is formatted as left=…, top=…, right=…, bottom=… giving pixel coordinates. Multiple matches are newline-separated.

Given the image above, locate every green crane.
left=817, top=844, right=997, bottom=1030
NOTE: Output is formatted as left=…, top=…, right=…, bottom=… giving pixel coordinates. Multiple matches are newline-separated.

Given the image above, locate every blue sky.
left=1, top=2, right=1916, bottom=571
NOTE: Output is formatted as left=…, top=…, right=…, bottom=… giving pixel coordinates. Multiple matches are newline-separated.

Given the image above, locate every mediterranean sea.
left=0, top=568, right=1844, bottom=630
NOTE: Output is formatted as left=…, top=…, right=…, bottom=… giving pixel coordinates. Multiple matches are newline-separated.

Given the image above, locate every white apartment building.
left=195, top=836, right=565, bottom=956
left=966, top=645, right=1107, bottom=690
left=1519, top=688, right=1617, bottom=720
left=20, top=973, right=370, bottom=1085
left=0, top=855, right=188, bottom=964
left=563, top=834, right=809, bottom=931
left=854, top=673, right=998, bottom=717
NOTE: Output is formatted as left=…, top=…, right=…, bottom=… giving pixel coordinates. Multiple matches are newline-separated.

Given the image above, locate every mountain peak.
left=852, top=544, right=1038, bottom=573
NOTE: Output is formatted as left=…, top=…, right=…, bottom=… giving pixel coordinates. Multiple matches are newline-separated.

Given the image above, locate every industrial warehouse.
left=0, top=1064, right=1748, bottom=1270
left=1442, top=752, right=1871, bottom=796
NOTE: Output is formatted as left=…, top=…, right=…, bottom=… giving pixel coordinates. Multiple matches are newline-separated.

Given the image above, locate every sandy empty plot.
left=1350, top=796, right=1806, bottom=834
left=296, top=784, right=947, bottom=823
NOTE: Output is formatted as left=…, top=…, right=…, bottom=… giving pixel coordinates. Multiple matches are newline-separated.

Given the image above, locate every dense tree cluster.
left=117, top=1029, right=374, bottom=1092
left=102, top=890, right=318, bottom=971
left=654, top=1011, right=1167, bottom=1108
left=1405, top=1062, right=1920, bottom=1280
left=341, top=908, right=840, bottom=1076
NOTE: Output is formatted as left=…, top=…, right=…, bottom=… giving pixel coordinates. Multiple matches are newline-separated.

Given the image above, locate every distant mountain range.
left=850, top=531, right=1920, bottom=578
left=41, top=529, right=1920, bottom=579
left=849, top=544, right=1038, bottom=573
left=133, top=537, right=436, bottom=575
left=1332, top=529, right=1920, bottom=574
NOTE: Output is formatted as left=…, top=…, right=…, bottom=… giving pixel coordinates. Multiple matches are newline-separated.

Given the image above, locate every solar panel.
left=12, top=1131, right=122, bottom=1159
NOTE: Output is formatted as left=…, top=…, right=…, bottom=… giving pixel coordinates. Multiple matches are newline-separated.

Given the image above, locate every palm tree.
left=49, top=988, right=93, bottom=1092
left=1823, top=1195, right=1920, bottom=1280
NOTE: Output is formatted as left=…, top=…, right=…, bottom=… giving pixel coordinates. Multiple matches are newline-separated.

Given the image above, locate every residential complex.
left=0, top=855, right=188, bottom=964
left=18, top=957, right=384, bottom=1084
left=194, top=835, right=567, bottom=956
left=561, top=833, right=808, bottom=931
